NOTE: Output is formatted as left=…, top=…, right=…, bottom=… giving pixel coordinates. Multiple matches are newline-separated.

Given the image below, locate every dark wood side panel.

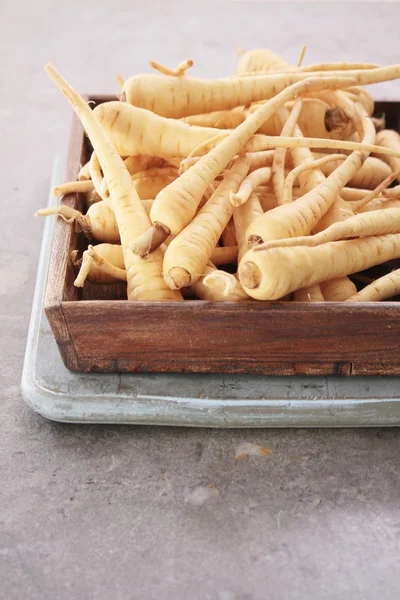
left=60, top=301, right=400, bottom=374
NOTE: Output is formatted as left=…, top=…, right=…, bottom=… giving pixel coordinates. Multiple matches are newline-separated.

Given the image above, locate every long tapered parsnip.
left=132, top=76, right=358, bottom=255
left=246, top=102, right=374, bottom=245
left=239, top=234, right=400, bottom=300
left=271, top=98, right=303, bottom=205
left=162, top=157, right=249, bottom=289
left=45, top=63, right=182, bottom=302
left=320, top=277, right=357, bottom=301
left=254, top=207, right=400, bottom=249
left=121, top=64, right=400, bottom=118
left=346, top=269, right=400, bottom=302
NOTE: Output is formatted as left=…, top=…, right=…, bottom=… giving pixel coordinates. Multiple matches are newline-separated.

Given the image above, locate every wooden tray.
left=44, top=96, right=400, bottom=376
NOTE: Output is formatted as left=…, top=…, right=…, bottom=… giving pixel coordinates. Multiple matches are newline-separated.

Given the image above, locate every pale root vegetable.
left=255, top=207, right=400, bottom=249
left=149, top=58, right=193, bottom=77
left=245, top=103, right=374, bottom=246
left=162, top=157, right=249, bottom=289
left=314, top=153, right=392, bottom=189
left=73, top=244, right=127, bottom=287
left=375, top=129, right=400, bottom=173
left=94, top=101, right=239, bottom=158
left=36, top=202, right=120, bottom=243
left=320, top=277, right=357, bottom=301
left=271, top=98, right=303, bottom=205
left=346, top=269, right=400, bottom=302
left=293, top=286, right=324, bottom=302
left=236, top=48, right=290, bottom=74
left=187, top=265, right=248, bottom=301
left=298, top=99, right=353, bottom=139
left=36, top=199, right=154, bottom=243
left=239, top=234, right=400, bottom=301
left=278, top=62, right=380, bottom=74
left=134, top=76, right=360, bottom=254
left=282, top=154, right=346, bottom=203
left=233, top=192, right=264, bottom=261
left=45, top=63, right=182, bottom=302
left=94, top=100, right=306, bottom=160
left=78, top=161, right=91, bottom=181
left=230, top=167, right=272, bottom=207
left=121, top=64, right=400, bottom=118
left=221, top=218, right=238, bottom=247
left=52, top=180, right=94, bottom=197
left=246, top=150, right=276, bottom=171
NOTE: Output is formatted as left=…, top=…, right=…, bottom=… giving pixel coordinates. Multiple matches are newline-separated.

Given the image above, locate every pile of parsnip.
left=37, top=48, right=400, bottom=303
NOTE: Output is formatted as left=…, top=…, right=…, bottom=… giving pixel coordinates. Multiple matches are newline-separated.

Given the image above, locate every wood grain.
left=60, top=300, right=400, bottom=374
left=44, top=97, right=400, bottom=376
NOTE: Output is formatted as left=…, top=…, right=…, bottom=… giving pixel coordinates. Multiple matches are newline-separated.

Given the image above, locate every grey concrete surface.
left=2, top=1, right=400, bottom=599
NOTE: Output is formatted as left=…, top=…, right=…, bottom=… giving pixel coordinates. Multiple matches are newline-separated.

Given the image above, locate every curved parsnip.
left=254, top=208, right=400, bottom=249
left=73, top=244, right=127, bottom=287
left=346, top=269, right=400, bottom=302
left=239, top=234, right=400, bottom=301
left=230, top=167, right=272, bottom=207
left=271, top=98, right=303, bottom=205
left=162, top=157, right=249, bottom=289
left=45, top=63, right=182, bottom=302
left=121, top=65, right=400, bottom=118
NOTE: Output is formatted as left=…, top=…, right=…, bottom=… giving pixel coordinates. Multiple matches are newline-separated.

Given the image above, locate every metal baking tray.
left=21, top=157, right=400, bottom=426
